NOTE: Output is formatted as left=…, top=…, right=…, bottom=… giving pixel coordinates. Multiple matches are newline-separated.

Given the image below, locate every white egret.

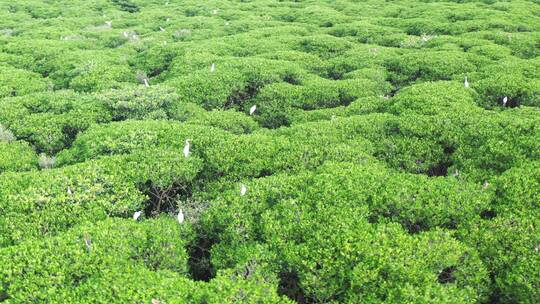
left=177, top=209, right=184, bottom=224
left=143, top=78, right=150, bottom=87
left=241, top=184, right=247, bottom=196
left=67, top=186, right=72, bottom=195
left=133, top=210, right=142, bottom=220
left=464, top=76, right=469, bottom=88
left=183, top=139, right=190, bottom=158
left=503, top=96, right=508, bottom=106
left=210, top=63, right=216, bottom=72
left=123, top=31, right=129, bottom=38
left=249, top=105, right=257, bottom=115
left=160, top=27, right=166, bottom=32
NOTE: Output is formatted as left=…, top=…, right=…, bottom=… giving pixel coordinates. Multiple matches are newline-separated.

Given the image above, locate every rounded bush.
left=0, top=141, right=37, bottom=173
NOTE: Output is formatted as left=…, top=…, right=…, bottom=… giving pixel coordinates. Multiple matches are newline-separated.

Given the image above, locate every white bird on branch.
left=241, top=184, right=247, bottom=196
left=183, top=139, right=190, bottom=158
left=464, top=76, right=469, bottom=88
left=503, top=96, right=508, bottom=107
left=210, top=63, right=216, bottom=73
left=177, top=209, right=184, bottom=224
left=133, top=210, right=142, bottom=220
left=249, top=105, right=257, bottom=115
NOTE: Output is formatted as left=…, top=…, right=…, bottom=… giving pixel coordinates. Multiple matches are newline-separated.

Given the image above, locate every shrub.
left=96, top=85, right=180, bottom=120
left=261, top=199, right=489, bottom=302
left=129, top=44, right=183, bottom=79
left=0, top=65, right=51, bottom=98
left=0, top=217, right=194, bottom=303
left=55, top=120, right=234, bottom=166
left=396, top=105, right=540, bottom=182
left=287, top=97, right=387, bottom=126
left=193, top=269, right=293, bottom=303
left=469, top=44, right=512, bottom=60
left=461, top=215, right=539, bottom=304
left=164, top=56, right=305, bottom=111
left=0, top=91, right=111, bottom=154
left=445, top=108, right=540, bottom=181
left=294, top=35, right=353, bottom=59
left=252, top=77, right=381, bottom=128
left=388, top=81, right=479, bottom=115
left=0, top=141, right=37, bottom=173
left=494, top=161, right=540, bottom=216
left=70, top=62, right=134, bottom=93
left=186, top=109, right=260, bottom=134
left=203, top=161, right=491, bottom=250
left=111, top=0, right=140, bottom=13
left=0, top=148, right=202, bottom=247
left=385, top=51, right=479, bottom=86
left=474, top=71, right=539, bottom=108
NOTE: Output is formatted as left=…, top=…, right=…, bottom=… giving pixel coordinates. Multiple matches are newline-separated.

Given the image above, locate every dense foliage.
left=0, top=0, right=539, bottom=303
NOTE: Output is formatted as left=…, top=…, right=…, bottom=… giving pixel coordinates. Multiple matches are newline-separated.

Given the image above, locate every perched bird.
left=210, top=63, right=216, bottom=73
left=166, top=18, right=170, bottom=22
left=177, top=209, right=184, bottom=224
left=133, top=210, right=142, bottom=220
left=503, top=96, right=508, bottom=107
left=159, top=27, right=166, bottom=32
left=67, top=186, right=72, bottom=195
left=183, top=139, right=190, bottom=158
left=482, top=181, right=489, bottom=189
left=464, top=76, right=469, bottom=88
left=241, top=184, right=247, bottom=196
left=83, top=233, right=92, bottom=253
left=249, top=105, right=257, bottom=115
left=143, top=78, right=150, bottom=87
